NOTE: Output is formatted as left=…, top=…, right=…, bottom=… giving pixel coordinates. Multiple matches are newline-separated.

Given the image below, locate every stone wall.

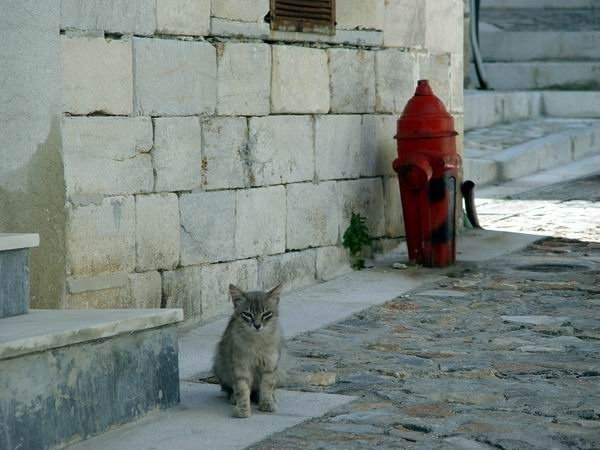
left=5, top=0, right=463, bottom=322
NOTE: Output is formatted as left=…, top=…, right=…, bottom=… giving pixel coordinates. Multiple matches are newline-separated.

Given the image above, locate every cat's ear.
left=229, top=284, right=245, bottom=307
left=267, top=284, right=283, bottom=304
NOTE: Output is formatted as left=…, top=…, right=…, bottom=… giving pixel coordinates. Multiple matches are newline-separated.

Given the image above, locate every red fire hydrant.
left=393, top=80, right=461, bottom=268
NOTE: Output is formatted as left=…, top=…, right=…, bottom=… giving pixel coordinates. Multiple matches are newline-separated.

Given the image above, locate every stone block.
left=162, top=259, right=258, bottom=320
left=450, top=53, right=464, bottom=113
left=201, top=117, right=248, bottom=190
left=375, top=49, right=417, bottom=113
left=135, top=194, right=180, bottom=271
left=62, top=36, right=133, bottom=115
left=129, top=271, right=162, bottom=308
left=133, top=38, right=216, bottom=115
left=200, top=260, right=259, bottom=320
left=66, top=196, right=136, bottom=277
left=248, top=116, right=314, bottom=186
left=62, top=117, right=153, bottom=198
left=179, top=191, right=236, bottom=265
left=361, top=115, right=398, bottom=177
left=329, top=49, right=376, bottom=113
left=156, top=0, right=210, bottom=35
left=64, top=284, right=131, bottom=309
left=217, top=43, right=271, bottom=116
left=271, top=46, right=330, bottom=114
left=316, top=246, right=353, bottom=281
left=153, top=117, right=202, bottom=192
left=426, top=0, right=463, bottom=54
left=419, top=53, right=452, bottom=107
left=61, top=0, right=156, bottom=35
left=286, top=182, right=339, bottom=250
left=383, top=177, right=405, bottom=237
left=315, top=115, right=363, bottom=180
left=337, top=178, right=386, bottom=238
left=67, top=272, right=129, bottom=294
left=454, top=113, right=464, bottom=158
left=236, top=187, right=286, bottom=259
left=212, top=0, right=270, bottom=22
left=258, top=250, right=317, bottom=293
left=336, top=0, right=384, bottom=30
left=383, top=0, right=426, bottom=47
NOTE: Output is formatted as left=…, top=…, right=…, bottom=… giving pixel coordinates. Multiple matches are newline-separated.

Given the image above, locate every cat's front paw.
left=259, top=399, right=276, bottom=412
left=232, top=405, right=251, bottom=418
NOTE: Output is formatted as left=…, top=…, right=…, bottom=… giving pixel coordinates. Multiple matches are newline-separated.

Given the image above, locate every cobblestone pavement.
left=249, top=177, right=600, bottom=449
left=480, top=8, right=600, bottom=32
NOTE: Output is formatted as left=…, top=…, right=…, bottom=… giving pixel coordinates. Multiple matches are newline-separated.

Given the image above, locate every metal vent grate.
left=270, top=0, right=336, bottom=34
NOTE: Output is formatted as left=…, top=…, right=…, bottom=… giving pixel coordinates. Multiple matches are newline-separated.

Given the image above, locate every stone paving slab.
left=69, top=383, right=356, bottom=450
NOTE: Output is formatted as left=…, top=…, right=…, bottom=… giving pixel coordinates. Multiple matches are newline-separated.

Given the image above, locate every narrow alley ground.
left=249, top=176, right=600, bottom=449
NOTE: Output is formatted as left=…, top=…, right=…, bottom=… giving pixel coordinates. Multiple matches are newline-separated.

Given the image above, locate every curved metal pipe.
left=469, top=0, right=490, bottom=90
left=461, top=180, right=482, bottom=229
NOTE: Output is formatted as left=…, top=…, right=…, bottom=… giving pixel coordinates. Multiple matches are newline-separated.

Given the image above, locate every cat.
left=212, top=284, right=285, bottom=418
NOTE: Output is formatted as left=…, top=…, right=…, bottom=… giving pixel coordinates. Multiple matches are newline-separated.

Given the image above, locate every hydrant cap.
left=396, top=80, right=457, bottom=140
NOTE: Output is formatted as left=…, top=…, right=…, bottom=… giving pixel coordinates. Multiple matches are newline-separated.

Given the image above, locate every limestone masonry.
left=1, top=0, right=463, bottom=323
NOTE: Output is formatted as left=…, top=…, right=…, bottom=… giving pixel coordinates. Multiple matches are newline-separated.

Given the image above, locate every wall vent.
left=270, top=0, right=336, bottom=35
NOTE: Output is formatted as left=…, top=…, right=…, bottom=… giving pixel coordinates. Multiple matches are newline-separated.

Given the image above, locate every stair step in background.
left=470, top=62, right=600, bottom=90
left=464, top=90, right=542, bottom=131
left=482, top=0, right=600, bottom=9
left=464, top=118, right=600, bottom=184
left=480, top=31, right=600, bottom=61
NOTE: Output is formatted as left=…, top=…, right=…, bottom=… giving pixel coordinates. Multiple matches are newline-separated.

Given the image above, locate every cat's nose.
left=254, top=323, right=262, bottom=330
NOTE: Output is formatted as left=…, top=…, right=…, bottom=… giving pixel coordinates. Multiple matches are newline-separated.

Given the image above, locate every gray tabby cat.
left=213, top=284, right=285, bottom=418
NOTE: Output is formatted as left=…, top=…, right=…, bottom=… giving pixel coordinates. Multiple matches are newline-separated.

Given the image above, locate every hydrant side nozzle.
left=396, top=156, right=433, bottom=191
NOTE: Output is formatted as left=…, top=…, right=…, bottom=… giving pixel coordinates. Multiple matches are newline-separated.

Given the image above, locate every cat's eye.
left=262, top=312, right=273, bottom=321
left=241, top=312, right=253, bottom=322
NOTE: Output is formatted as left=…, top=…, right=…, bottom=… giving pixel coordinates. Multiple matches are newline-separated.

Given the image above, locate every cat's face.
left=229, top=284, right=282, bottom=333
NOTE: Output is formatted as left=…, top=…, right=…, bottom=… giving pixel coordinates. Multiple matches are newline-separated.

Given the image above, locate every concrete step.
left=543, top=91, right=600, bottom=118
left=480, top=30, right=600, bottom=62
left=464, top=118, right=600, bottom=185
left=0, top=309, right=183, bottom=450
left=482, top=0, right=600, bottom=9
left=465, top=90, right=600, bottom=130
left=464, top=90, right=542, bottom=131
left=469, top=61, right=600, bottom=90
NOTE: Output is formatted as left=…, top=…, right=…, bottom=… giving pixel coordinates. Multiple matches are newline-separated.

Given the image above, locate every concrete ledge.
left=0, top=233, right=39, bottom=251
left=0, top=309, right=183, bottom=360
left=210, top=18, right=384, bottom=46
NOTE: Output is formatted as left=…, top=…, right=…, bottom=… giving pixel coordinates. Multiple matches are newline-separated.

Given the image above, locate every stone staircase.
left=464, top=0, right=600, bottom=186
left=0, top=234, right=183, bottom=450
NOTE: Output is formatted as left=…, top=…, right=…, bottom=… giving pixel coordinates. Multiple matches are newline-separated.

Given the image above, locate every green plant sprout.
left=342, top=212, right=371, bottom=270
